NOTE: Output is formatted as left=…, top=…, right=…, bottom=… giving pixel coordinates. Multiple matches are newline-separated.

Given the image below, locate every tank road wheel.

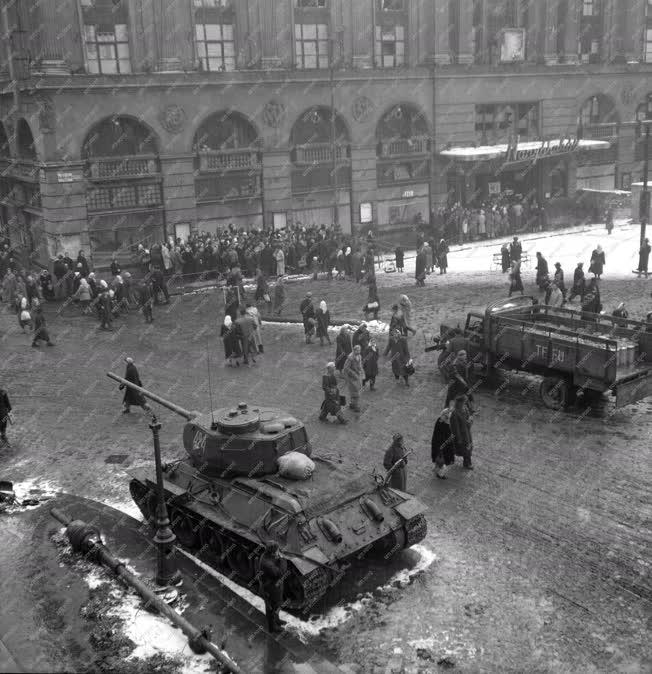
left=226, top=546, right=257, bottom=585
left=199, top=525, right=226, bottom=566
left=168, top=509, right=200, bottom=550
left=374, top=527, right=407, bottom=559
left=540, top=377, right=570, bottom=410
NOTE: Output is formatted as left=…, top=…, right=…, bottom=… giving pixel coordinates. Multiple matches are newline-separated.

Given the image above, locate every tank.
left=107, top=373, right=428, bottom=613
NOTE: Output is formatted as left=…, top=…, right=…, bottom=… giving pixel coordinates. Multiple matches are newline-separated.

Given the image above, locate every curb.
left=260, top=316, right=361, bottom=328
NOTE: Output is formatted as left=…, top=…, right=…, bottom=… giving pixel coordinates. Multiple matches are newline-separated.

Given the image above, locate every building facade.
left=0, top=0, right=651, bottom=264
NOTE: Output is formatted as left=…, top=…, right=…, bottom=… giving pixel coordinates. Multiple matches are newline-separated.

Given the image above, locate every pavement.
left=0, top=220, right=650, bottom=673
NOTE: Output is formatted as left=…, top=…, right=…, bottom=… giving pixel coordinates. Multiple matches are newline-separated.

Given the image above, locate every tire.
left=540, top=377, right=569, bottom=410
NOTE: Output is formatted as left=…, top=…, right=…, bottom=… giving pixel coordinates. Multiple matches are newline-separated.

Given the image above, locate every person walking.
left=589, top=245, right=605, bottom=279
left=245, top=302, right=264, bottom=354
left=335, top=325, right=352, bottom=372
left=568, top=263, right=586, bottom=302
left=273, top=276, right=285, bottom=316
left=362, top=339, right=379, bottom=391
left=254, top=268, right=272, bottom=313
left=299, top=292, right=316, bottom=344
left=384, top=329, right=412, bottom=387
left=383, top=433, right=409, bottom=491
left=235, top=307, right=257, bottom=365
left=363, top=276, right=380, bottom=321
left=53, top=254, right=68, bottom=301
left=509, top=236, right=522, bottom=262
left=73, top=276, right=92, bottom=313
left=119, top=358, right=153, bottom=415
left=500, top=243, right=511, bottom=273
left=257, top=542, right=287, bottom=634
left=319, top=362, right=347, bottom=424
left=508, top=260, right=524, bottom=297
left=605, top=207, right=614, bottom=235
left=221, top=315, right=241, bottom=367
left=395, top=245, right=404, bottom=273
left=31, top=305, right=54, bottom=347
left=98, top=286, right=113, bottom=331
left=637, top=238, right=650, bottom=278
left=444, top=349, right=475, bottom=409
left=437, top=239, right=449, bottom=274
left=315, top=300, right=331, bottom=346
left=415, top=246, right=427, bottom=287
left=431, top=407, right=455, bottom=480
left=450, top=394, right=474, bottom=470
left=0, top=386, right=12, bottom=447
left=535, top=252, right=549, bottom=291
left=553, top=262, right=566, bottom=300
left=138, top=280, right=154, bottom=323
left=342, top=344, right=364, bottom=412
left=151, top=266, right=170, bottom=305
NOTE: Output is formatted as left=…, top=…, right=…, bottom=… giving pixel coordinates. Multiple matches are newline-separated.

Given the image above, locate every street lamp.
left=638, top=118, right=651, bottom=249
left=329, top=29, right=344, bottom=230
left=150, top=415, right=182, bottom=588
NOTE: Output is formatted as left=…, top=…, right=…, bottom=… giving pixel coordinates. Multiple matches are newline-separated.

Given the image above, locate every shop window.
left=295, top=23, right=329, bottom=69
left=375, top=25, right=405, bottom=68
left=195, top=23, right=235, bottom=71
left=84, top=24, right=131, bottom=74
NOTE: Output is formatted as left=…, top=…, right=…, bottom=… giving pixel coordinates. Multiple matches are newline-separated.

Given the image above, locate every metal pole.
left=150, top=414, right=182, bottom=588
left=50, top=509, right=242, bottom=673
left=640, top=123, right=650, bottom=249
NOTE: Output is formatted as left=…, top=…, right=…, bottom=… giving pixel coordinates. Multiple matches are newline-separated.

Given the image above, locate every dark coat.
left=535, top=256, right=549, bottom=286
left=638, top=243, right=651, bottom=272
left=221, top=323, right=241, bottom=359
left=33, top=312, right=50, bottom=342
left=589, top=250, right=605, bottom=275
left=362, top=344, right=379, bottom=380
left=431, top=418, right=455, bottom=465
left=384, top=335, right=410, bottom=378
left=509, top=242, right=522, bottom=261
left=0, top=389, right=11, bottom=418
left=121, top=363, right=147, bottom=406
left=316, top=308, right=330, bottom=338
left=415, top=251, right=427, bottom=280
left=335, top=332, right=352, bottom=370
left=383, top=442, right=408, bottom=491
left=257, top=552, right=287, bottom=605
left=395, top=247, right=404, bottom=267
left=450, top=407, right=473, bottom=455
left=321, top=373, right=341, bottom=416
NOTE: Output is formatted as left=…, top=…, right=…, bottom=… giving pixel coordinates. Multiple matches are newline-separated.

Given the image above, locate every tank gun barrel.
left=107, top=372, right=197, bottom=420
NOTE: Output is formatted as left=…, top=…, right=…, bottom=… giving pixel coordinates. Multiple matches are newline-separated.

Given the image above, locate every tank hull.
left=128, top=462, right=427, bottom=613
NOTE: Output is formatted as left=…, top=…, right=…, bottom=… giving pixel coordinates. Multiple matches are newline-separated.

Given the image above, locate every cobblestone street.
left=1, top=224, right=650, bottom=672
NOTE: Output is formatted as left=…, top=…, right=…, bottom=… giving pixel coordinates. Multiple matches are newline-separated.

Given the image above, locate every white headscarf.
left=224, top=315, right=232, bottom=328
left=319, top=300, right=327, bottom=312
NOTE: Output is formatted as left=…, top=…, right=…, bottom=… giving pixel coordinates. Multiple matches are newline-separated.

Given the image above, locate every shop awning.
left=440, top=138, right=610, bottom=163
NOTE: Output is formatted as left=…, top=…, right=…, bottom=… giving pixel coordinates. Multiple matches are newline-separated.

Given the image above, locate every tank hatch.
left=215, top=403, right=260, bottom=434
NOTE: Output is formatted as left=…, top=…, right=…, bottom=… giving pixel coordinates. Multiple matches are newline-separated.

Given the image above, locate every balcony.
left=293, top=143, right=349, bottom=164
left=87, top=155, right=160, bottom=181
left=377, top=158, right=430, bottom=187
left=195, top=174, right=262, bottom=203
left=291, top=164, right=351, bottom=194
left=2, top=159, right=41, bottom=182
left=197, top=149, right=262, bottom=173
left=377, top=136, right=430, bottom=158
left=581, top=123, right=619, bottom=141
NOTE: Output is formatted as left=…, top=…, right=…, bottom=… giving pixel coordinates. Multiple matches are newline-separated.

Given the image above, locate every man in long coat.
left=638, top=238, right=651, bottom=278
left=383, top=433, right=408, bottom=491
left=299, top=292, right=316, bottom=344
left=257, top=542, right=287, bottom=633
left=119, top=358, right=152, bottom=415
left=342, top=345, right=363, bottom=412
left=449, top=395, right=473, bottom=470
left=0, top=386, right=12, bottom=446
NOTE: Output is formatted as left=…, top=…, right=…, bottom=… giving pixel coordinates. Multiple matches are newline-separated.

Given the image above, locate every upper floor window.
left=645, top=0, right=652, bottom=63
left=578, top=0, right=602, bottom=63
left=475, top=102, right=539, bottom=144
left=375, top=26, right=405, bottom=67
left=84, top=25, right=131, bottom=74
left=380, top=0, right=404, bottom=9
left=194, top=0, right=232, bottom=6
left=582, top=0, right=596, bottom=15
left=296, top=0, right=327, bottom=6
left=195, top=24, right=235, bottom=71
left=295, top=24, right=329, bottom=69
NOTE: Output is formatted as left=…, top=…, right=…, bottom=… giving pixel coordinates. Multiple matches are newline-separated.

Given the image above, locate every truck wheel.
left=540, top=377, right=569, bottom=410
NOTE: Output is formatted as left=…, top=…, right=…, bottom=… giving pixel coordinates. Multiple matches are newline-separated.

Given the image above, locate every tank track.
left=405, top=514, right=427, bottom=547
left=129, top=479, right=334, bottom=612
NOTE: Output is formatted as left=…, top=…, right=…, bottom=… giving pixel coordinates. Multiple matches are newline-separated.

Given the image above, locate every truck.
left=426, top=296, right=652, bottom=410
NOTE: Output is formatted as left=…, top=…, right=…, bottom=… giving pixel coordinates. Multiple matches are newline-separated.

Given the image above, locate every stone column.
left=408, top=0, right=435, bottom=66
left=160, top=155, right=196, bottom=236
left=156, top=0, right=193, bottom=72
left=434, top=0, right=451, bottom=65
left=259, top=0, right=282, bottom=69
left=562, top=0, right=579, bottom=64
left=350, top=144, right=378, bottom=237
left=457, top=0, right=475, bottom=65
left=235, top=0, right=260, bottom=69
left=262, top=149, right=293, bottom=228
left=604, top=0, right=626, bottom=63
left=543, top=0, right=560, bottom=65
left=36, top=0, right=77, bottom=75
left=624, top=0, right=646, bottom=63
left=350, top=0, right=373, bottom=69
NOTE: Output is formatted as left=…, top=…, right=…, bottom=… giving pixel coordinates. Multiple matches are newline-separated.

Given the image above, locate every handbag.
left=404, top=359, right=415, bottom=376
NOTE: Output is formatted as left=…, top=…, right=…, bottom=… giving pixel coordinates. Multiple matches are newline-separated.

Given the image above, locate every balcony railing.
left=87, top=155, right=160, bottom=180
left=293, top=143, right=349, bottom=164
left=581, top=123, right=619, bottom=140
left=2, top=159, right=41, bottom=182
left=291, top=164, right=352, bottom=194
left=378, top=136, right=430, bottom=158
left=197, top=149, right=262, bottom=172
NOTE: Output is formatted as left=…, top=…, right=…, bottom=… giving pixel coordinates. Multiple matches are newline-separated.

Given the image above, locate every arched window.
left=82, top=116, right=157, bottom=159
left=290, top=106, right=351, bottom=194
left=579, top=94, right=618, bottom=127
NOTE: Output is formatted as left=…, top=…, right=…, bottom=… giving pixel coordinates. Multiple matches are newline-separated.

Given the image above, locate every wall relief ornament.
left=159, top=104, right=187, bottom=134
left=621, top=84, right=636, bottom=106
left=262, top=99, right=285, bottom=128
left=352, top=96, right=374, bottom=123
left=35, top=94, right=56, bottom=133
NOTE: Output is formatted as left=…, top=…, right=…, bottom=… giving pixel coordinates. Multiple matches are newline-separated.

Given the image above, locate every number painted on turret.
left=192, top=429, right=207, bottom=457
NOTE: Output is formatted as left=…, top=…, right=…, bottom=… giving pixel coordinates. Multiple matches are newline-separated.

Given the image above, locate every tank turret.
left=107, top=374, right=310, bottom=476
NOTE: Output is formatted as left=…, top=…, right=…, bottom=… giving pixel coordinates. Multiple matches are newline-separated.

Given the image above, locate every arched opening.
left=16, top=119, right=37, bottom=161
left=289, top=106, right=352, bottom=231
left=193, top=111, right=263, bottom=232
left=0, top=123, right=10, bottom=160
left=82, top=115, right=163, bottom=255
left=578, top=94, right=619, bottom=128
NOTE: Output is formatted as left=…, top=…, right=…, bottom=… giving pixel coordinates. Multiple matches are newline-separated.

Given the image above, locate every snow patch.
left=11, top=479, right=60, bottom=507
left=101, top=498, right=145, bottom=522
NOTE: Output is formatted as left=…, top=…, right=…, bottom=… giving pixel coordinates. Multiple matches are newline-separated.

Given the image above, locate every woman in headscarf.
left=431, top=407, right=455, bottom=480
left=384, top=328, right=412, bottom=387
left=316, top=300, right=331, bottom=346
left=335, top=325, right=352, bottom=372
left=245, top=302, right=264, bottom=354
left=383, top=433, right=409, bottom=491
left=589, top=245, right=605, bottom=279
left=363, top=276, right=380, bottom=321
left=399, top=295, right=413, bottom=331
left=254, top=268, right=271, bottom=314
left=220, top=315, right=241, bottom=367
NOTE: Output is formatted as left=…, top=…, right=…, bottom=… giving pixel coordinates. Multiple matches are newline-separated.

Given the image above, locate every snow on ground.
left=179, top=544, right=436, bottom=641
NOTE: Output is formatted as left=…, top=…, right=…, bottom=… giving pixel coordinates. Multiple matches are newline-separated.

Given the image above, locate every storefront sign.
left=402, top=190, right=414, bottom=198
left=360, top=202, right=373, bottom=224
left=504, top=136, right=580, bottom=167
left=488, top=181, right=501, bottom=195
left=57, top=171, right=82, bottom=183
